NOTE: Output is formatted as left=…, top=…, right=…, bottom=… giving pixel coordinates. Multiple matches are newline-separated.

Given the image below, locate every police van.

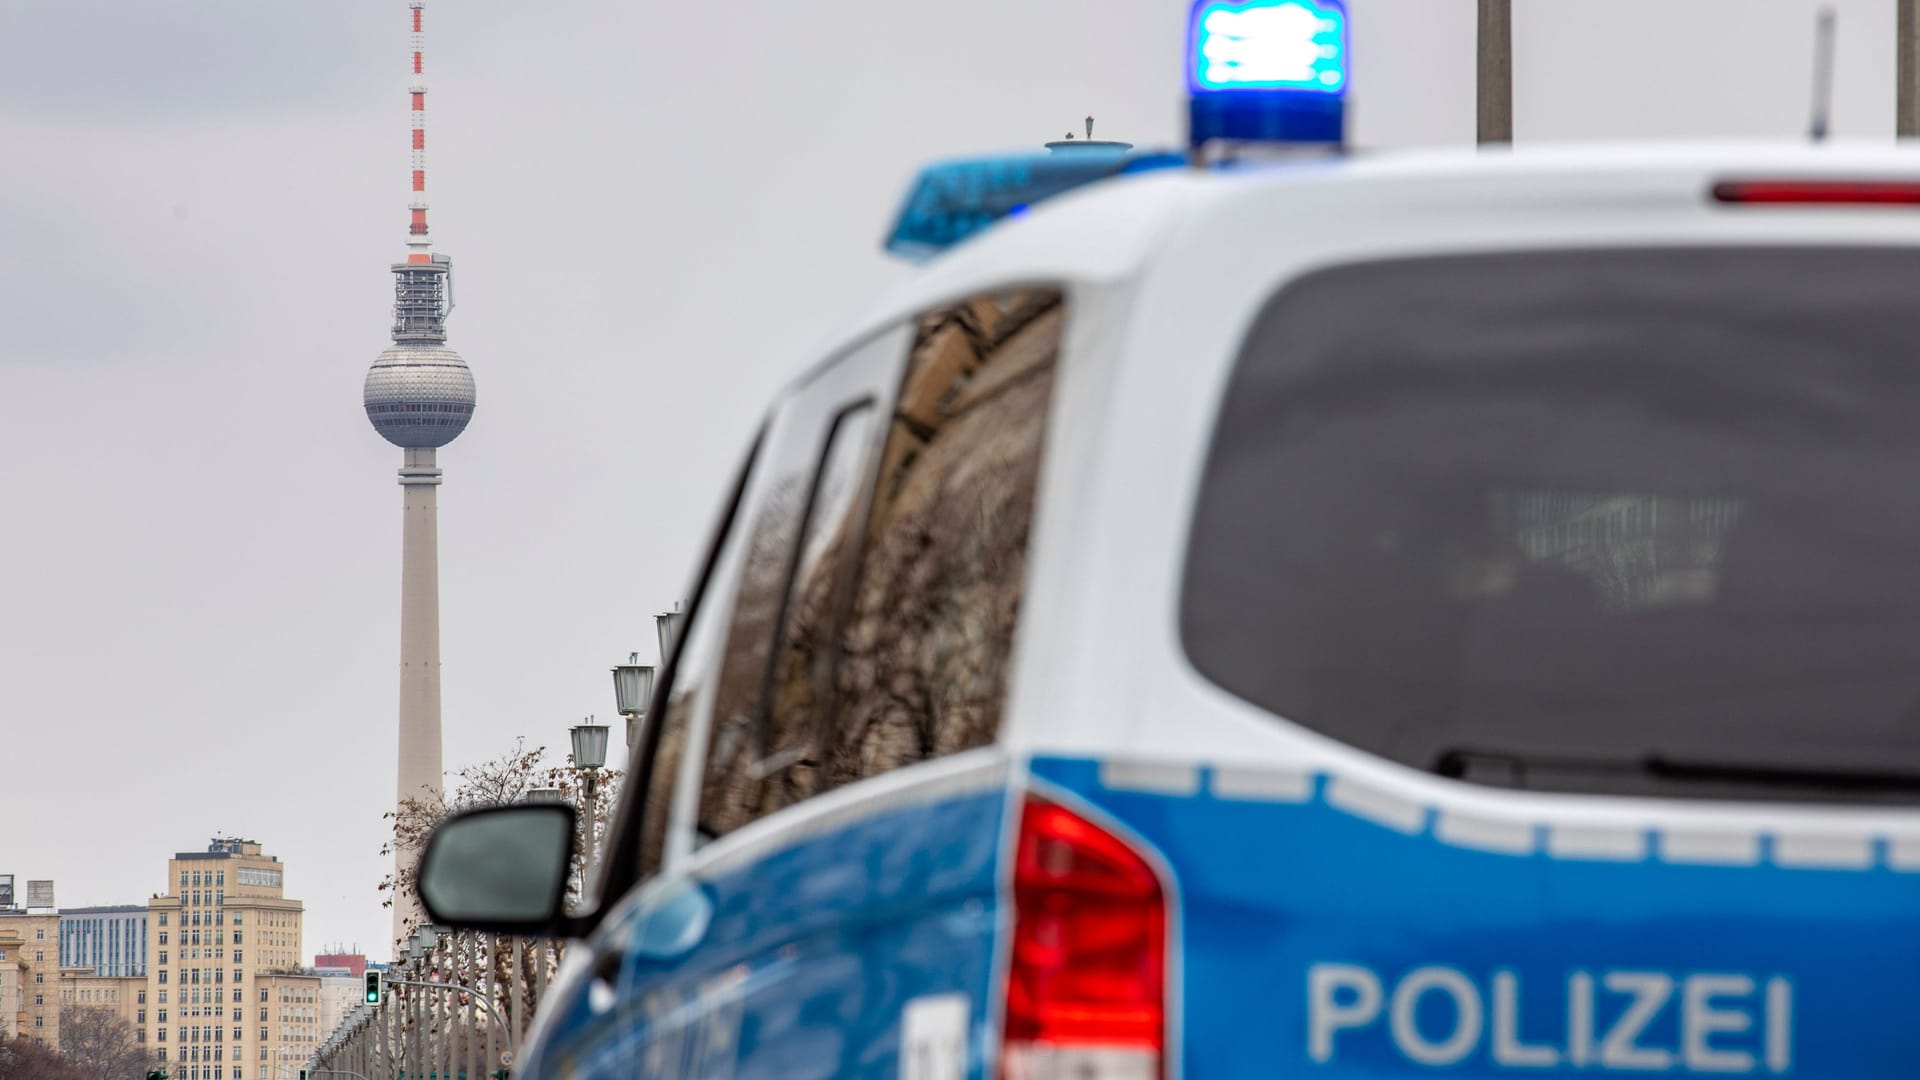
left=414, top=2, right=1920, bottom=1076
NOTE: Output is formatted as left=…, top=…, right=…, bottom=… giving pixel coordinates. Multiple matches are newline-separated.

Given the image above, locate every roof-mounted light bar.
left=883, top=150, right=1185, bottom=261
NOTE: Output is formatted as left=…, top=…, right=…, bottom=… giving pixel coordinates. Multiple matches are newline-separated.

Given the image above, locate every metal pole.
left=485, top=936, right=499, bottom=1073
left=1478, top=0, right=1513, bottom=144
left=412, top=985, right=424, bottom=1080
left=583, top=770, right=599, bottom=888
left=509, top=938, right=524, bottom=1048
left=1902, top=0, right=1920, bottom=136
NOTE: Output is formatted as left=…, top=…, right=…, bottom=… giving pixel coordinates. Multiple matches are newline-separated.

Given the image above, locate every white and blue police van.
left=414, top=2, right=1920, bottom=1075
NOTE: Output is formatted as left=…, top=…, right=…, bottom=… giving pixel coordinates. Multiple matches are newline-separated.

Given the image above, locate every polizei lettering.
left=1307, top=964, right=1793, bottom=1073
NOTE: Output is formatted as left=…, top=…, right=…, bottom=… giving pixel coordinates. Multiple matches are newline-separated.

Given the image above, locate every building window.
left=231, top=989, right=241, bottom=1003
left=160, top=951, right=169, bottom=964
left=33, top=995, right=42, bottom=1006
left=34, top=973, right=42, bottom=984
left=33, top=1018, right=41, bottom=1028
left=160, top=913, right=169, bottom=927
left=33, top=951, right=42, bottom=962
left=217, top=872, right=225, bottom=886
left=159, top=971, right=168, bottom=984
left=233, top=950, right=241, bottom=963
left=34, top=929, right=44, bottom=940
left=231, top=969, right=241, bottom=983
left=231, top=932, right=241, bottom=944
left=140, top=990, right=147, bottom=1004
left=160, top=1009, right=168, bottom=1023
left=258, top=989, right=267, bottom=1003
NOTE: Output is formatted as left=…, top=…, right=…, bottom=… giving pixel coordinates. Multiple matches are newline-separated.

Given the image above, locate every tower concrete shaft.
left=393, top=447, right=445, bottom=943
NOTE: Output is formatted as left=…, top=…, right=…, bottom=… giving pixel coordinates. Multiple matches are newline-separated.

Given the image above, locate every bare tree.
left=58, top=1006, right=150, bottom=1080
left=376, top=739, right=622, bottom=1043
left=0, top=1032, right=89, bottom=1080
left=381, top=739, right=622, bottom=927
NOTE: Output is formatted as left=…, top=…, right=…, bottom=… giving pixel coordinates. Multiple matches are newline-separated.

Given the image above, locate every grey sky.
left=0, top=0, right=1898, bottom=959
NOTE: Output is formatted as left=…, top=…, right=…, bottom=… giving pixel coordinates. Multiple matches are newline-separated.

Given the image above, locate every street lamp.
left=656, top=605, right=684, bottom=666
left=570, top=717, right=610, bottom=886
left=612, top=654, right=655, bottom=756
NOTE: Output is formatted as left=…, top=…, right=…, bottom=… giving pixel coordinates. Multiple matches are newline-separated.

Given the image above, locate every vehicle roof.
left=788, top=139, right=1920, bottom=385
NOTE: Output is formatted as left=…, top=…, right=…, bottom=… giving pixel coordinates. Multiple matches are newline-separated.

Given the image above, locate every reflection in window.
left=826, top=289, right=1063, bottom=787
left=1448, top=493, right=1742, bottom=612
left=700, top=405, right=877, bottom=837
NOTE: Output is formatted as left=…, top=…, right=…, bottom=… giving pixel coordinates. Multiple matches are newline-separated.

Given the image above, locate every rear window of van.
left=1181, top=248, right=1920, bottom=801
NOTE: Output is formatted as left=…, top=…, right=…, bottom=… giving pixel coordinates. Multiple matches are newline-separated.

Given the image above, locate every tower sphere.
left=363, top=344, right=476, bottom=449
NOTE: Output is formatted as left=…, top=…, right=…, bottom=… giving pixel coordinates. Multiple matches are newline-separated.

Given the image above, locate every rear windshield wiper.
left=1435, top=747, right=1920, bottom=795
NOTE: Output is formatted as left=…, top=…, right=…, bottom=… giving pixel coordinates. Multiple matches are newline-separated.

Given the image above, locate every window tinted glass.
left=1182, top=249, right=1920, bottom=801
left=700, top=403, right=877, bottom=837
left=822, top=289, right=1063, bottom=786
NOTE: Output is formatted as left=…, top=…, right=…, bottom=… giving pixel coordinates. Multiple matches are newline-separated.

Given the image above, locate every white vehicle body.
left=515, top=142, right=1920, bottom=1079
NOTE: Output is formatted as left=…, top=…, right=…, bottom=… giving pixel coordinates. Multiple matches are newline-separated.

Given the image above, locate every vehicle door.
left=574, top=286, right=1071, bottom=1079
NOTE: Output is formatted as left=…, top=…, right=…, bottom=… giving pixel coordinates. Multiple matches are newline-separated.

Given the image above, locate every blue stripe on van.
left=554, top=786, right=1008, bottom=1080
left=1031, top=755, right=1920, bottom=1078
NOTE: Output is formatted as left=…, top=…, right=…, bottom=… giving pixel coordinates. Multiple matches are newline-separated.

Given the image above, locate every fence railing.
left=310, top=930, right=565, bottom=1080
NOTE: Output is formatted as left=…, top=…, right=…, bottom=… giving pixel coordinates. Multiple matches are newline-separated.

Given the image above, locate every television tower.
left=363, top=0, right=476, bottom=945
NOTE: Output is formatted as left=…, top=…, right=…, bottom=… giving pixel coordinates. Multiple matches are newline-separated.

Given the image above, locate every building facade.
left=0, top=910, right=63, bottom=1047
left=144, top=838, right=306, bottom=1080
left=59, top=970, right=149, bottom=1038
left=311, top=954, right=367, bottom=1041
left=0, top=927, right=30, bottom=1038
left=258, top=973, right=324, bottom=1080
left=61, top=904, right=149, bottom=978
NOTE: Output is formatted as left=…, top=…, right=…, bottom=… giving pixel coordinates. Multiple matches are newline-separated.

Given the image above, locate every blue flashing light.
left=1189, top=0, right=1348, bottom=94
left=884, top=151, right=1184, bottom=261
left=1186, top=0, right=1348, bottom=149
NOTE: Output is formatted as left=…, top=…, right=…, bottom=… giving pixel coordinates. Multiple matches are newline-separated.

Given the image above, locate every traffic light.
left=364, top=969, right=382, bottom=1005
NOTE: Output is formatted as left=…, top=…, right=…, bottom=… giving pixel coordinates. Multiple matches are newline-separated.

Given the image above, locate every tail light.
left=1002, top=794, right=1167, bottom=1080
left=1711, top=180, right=1920, bottom=205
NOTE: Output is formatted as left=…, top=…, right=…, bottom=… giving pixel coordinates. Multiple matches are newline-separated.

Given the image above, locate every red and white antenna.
left=406, top=0, right=433, bottom=265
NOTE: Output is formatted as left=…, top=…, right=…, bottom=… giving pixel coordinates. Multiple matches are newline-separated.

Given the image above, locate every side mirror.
left=418, top=803, right=576, bottom=934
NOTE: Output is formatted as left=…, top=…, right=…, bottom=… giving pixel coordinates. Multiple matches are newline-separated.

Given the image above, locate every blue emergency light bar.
left=1187, top=0, right=1348, bottom=148
left=884, top=150, right=1184, bottom=261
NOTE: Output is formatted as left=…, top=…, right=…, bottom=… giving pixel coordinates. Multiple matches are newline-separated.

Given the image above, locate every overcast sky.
left=0, top=0, right=1900, bottom=960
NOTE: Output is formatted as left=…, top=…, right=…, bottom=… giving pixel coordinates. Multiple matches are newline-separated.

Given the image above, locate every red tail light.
left=1712, top=180, right=1920, bottom=205
left=1002, top=795, right=1166, bottom=1080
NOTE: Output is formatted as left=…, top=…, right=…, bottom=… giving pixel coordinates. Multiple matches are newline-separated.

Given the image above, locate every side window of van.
left=693, top=288, right=1064, bottom=840
left=699, top=402, right=880, bottom=837
left=822, top=288, right=1063, bottom=785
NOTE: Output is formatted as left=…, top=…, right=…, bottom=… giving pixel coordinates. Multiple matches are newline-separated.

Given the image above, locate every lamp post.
left=569, top=717, right=610, bottom=886
left=612, top=654, right=655, bottom=757
left=656, top=605, right=684, bottom=667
